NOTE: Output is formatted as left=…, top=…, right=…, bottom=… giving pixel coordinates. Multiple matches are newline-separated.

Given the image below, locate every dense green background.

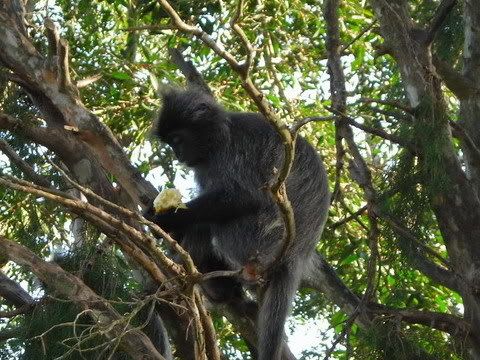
left=0, top=1, right=465, bottom=359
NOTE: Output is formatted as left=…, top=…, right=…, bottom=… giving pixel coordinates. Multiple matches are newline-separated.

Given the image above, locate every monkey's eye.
left=171, top=136, right=183, bottom=146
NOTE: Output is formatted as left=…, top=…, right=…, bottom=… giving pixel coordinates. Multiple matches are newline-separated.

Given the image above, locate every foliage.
left=0, top=0, right=471, bottom=359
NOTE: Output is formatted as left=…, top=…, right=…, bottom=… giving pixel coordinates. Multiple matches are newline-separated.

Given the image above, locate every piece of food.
left=153, top=188, right=188, bottom=213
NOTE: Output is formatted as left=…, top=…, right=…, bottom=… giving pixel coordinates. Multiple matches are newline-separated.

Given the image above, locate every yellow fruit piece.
left=153, top=188, right=188, bottom=213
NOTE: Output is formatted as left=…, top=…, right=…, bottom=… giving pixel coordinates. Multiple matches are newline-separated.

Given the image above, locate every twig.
left=194, top=290, right=221, bottom=360
left=290, top=116, right=336, bottom=133
left=380, top=211, right=451, bottom=268
left=327, top=107, right=416, bottom=151
left=449, top=121, right=480, bottom=168
left=157, top=0, right=241, bottom=72
left=230, top=0, right=254, bottom=77
left=76, top=74, right=103, bottom=88
left=124, top=24, right=173, bottom=32
left=341, top=20, right=377, bottom=53
left=264, top=34, right=295, bottom=117
left=322, top=312, right=358, bottom=360
left=364, top=214, right=380, bottom=301
left=329, top=205, right=368, bottom=230
left=339, top=198, right=369, bottom=231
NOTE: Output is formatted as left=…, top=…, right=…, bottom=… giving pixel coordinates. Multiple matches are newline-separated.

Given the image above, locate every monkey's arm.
left=147, top=188, right=264, bottom=231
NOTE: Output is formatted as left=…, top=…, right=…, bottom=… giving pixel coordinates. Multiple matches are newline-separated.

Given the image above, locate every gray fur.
left=151, top=89, right=330, bottom=360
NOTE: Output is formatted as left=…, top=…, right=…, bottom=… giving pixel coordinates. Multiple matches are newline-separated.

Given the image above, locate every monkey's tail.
left=258, top=262, right=301, bottom=360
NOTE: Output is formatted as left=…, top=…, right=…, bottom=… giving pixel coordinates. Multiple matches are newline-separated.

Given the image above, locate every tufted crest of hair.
left=154, top=88, right=229, bottom=141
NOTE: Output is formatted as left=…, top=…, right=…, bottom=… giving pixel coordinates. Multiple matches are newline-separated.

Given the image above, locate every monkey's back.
left=198, top=112, right=330, bottom=267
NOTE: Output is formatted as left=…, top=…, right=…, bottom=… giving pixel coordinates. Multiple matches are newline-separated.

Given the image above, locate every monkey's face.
left=164, top=128, right=209, bottom=167
left=154, top=89, right=230, bottom=167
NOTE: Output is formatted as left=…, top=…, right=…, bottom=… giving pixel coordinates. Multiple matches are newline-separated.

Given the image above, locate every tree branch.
left=290, top=116, right=336, bottom=133
left=325, top=1, right=381, bottom=324
left=425, top=0, right=458, bottom=45
left=370, top=303, right=469, bottom=337
left=0, top=303, right=34, bottom=318
left=433, top=55, right=476, bottom=99
left=0, top=270, right=34, bottom=308
left=327, top=107, right=417, bottom=152
left=329, top=205, right=368, bottom=230
left=0, top=175, right=185, bottom=279
left=0, top=112, right=116, bottom=202
left=0, top=139, right=50, bottom=187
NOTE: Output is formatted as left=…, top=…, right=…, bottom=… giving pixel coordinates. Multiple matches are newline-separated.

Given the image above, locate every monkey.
left=175, top=224, right=248, bottom=305
left=146, top=88, right=330, bottom=360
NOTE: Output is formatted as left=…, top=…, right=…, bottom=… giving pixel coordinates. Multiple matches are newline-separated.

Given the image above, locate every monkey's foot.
left=241, top=262, right=265, bottom=285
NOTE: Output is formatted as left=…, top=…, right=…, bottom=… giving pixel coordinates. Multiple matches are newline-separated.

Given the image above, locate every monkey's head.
left=154, top=89, right=230, bottom=167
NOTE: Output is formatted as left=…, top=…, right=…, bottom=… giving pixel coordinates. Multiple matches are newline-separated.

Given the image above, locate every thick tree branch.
left=433, top=55, right=476, bottom=99
left=0, top=112, right=115, bottom=201
left=325, top=0, right=380, bottom=300
left=2, top=0, right=27, bottom=37
left=44, top=18, right=59, bottom=63
left=0, top=270, right=34, bottom=308
left=303, top=253, right=468, bottom=339
left=0, top=174, right=223, bottom=359
left=0, top=303, right=34, bottom=318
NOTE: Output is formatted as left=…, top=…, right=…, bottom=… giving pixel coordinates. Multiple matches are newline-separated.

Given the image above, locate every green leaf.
left=110, top=71, right=131, bottom=80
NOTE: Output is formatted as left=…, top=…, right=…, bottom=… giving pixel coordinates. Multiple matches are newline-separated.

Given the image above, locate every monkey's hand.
left=146, top=207, right=185, bottom=233
left=142, top=203, right=157, bottom=222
